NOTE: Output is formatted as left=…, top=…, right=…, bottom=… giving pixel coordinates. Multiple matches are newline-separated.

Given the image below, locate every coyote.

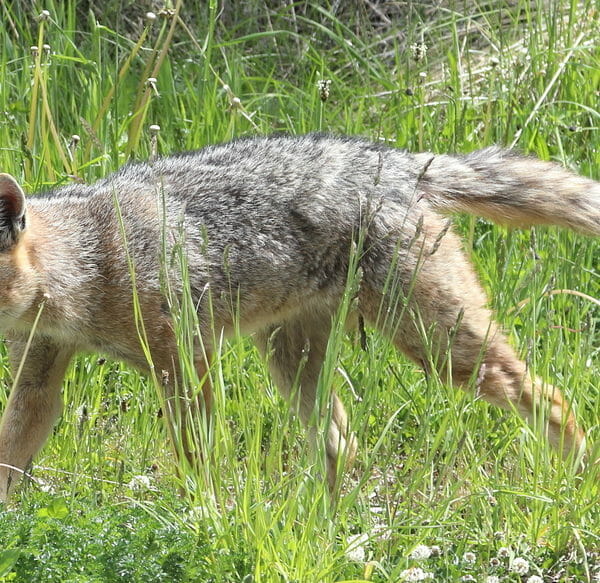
left=0, top=134, right=598, bottom=500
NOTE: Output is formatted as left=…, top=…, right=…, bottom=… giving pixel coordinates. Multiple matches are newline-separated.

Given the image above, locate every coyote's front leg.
left=0, top=336, right=73, bottom=501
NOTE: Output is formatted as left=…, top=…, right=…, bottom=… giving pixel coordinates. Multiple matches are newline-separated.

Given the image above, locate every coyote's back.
left=0, top=133, right=597, bottom=500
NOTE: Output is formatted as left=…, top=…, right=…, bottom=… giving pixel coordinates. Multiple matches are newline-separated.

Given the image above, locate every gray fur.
left=0, top=133, right=597, bottom=498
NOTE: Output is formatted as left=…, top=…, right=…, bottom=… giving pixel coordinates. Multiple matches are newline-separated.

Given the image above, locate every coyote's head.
left=0, top=174, right=39, bottom=328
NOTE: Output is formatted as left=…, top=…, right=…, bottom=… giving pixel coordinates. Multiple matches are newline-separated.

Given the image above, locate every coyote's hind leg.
left=255, top=307, right=356, bottom=490
left=360, top=210, right=584, bottom=461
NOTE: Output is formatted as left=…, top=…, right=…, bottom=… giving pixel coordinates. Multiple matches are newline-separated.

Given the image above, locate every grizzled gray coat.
left=0, top=133, right=598, bottom=499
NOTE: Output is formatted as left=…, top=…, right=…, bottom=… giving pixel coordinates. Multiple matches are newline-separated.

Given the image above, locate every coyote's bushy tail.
left=417, top=147, right=600, bottom=236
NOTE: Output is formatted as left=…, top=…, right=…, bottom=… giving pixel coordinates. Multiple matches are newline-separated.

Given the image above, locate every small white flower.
left=127, top=474, right=151, bottom=491
left=399, top=566, right=434, bottom=581
left=462, top=551, right=476, bottom=564
left=409, top=544, right=432, bottom=560
left=410, top=41, right=428, bottom=62
left=75, top=404, right=88, bottom=423
left=371, top=522, right=391, bottom=541
left=38, top=479, right=55, bottom=494
left=510, top=557, right=530, bottom=575
left=485, top=577, right=500, bottom=583
left=497, top=547, right=510, bottom=558
left=526, top=576, right=543, bottom=583
left=316, top=79, right=332, bottom=102
left=346, top=533, right=369, bottom=563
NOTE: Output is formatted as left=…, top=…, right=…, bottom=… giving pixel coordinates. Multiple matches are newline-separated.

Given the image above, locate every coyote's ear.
left=0, top=173, right=27, bottom=249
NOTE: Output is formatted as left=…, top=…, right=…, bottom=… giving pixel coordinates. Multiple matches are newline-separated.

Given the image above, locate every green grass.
left=0, top=1, right=599, bottom=581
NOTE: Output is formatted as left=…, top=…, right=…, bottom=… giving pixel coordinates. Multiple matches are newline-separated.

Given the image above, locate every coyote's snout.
left=0, top=134, right=597, bottom=500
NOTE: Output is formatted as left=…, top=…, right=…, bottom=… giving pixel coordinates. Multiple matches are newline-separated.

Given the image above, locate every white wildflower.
left=399, top=566, right=434, bottom=581
left=75, top=404, right=88, bottom=423
left=38, top=478, right=55, bottom=494
left=127, top=474, right=151, bottom=491
left=462, top=551, right=476, bottom=564
left=316, top=79, right=332, bottom=102
left=346, top=533, right=369, bottom=563
left=410, top=41, right=428, bottom=62
left=510, top=557, right=529, bottom=575
left=526, top=576, right=543, bottom=583
left=146, top=77, right=158, bottom=95
left=485, top=577, right=500, bottom=583
left=409, top=544, right=432, bottom=560
left=371, top=522, right=391, bottom=541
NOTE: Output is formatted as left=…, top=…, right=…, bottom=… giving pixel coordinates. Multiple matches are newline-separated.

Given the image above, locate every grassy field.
left=0, top=1, right=598, bottom=581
